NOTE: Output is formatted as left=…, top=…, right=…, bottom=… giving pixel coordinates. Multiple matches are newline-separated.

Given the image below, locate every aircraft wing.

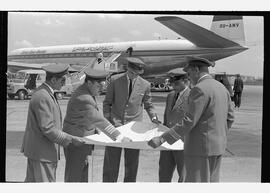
left=8, top=62, right=45, bottom=72
left=8, top=61, right=78, bottom=73
left=155, top=16, right=240, bottom=48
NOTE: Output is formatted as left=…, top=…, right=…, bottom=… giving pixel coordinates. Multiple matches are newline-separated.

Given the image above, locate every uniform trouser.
left=159, top=150, right=185, bottom=182
left=184, top=155, right=222, bottom=182
left=25, top=158, right=57, bottom=182
left=64, top=144, right=93, bottom=182
left=103, top=146, right=140, bottom=182
left=234, top=92, right=242, bottom=107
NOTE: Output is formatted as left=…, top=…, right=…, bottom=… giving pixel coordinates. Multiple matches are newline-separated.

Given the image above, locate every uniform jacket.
left=163, top=75, right=234, bottom=156
left=63, top=83, right=121, bottom=140
left=21, top=83, right=72, bottom=162
left=103, top=73, right=156, bottom=127
left=163, top=88, right=191, bottom=128
left=233, top=78, right=244, bottom=93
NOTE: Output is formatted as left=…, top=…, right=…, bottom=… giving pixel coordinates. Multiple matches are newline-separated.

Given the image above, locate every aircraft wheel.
left=164, top=86, right=170, bottom=91
left=158, top=83, right=165, bottom=89
left=18, top=90, right=26, bottom=100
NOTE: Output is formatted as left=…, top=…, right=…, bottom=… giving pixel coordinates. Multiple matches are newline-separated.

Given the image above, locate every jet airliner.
left=8, top=15, right=248, bottom=77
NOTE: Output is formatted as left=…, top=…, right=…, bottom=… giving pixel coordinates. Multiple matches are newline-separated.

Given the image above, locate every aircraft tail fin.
left=155, top=16, right=242, bottom=48
left=210, top=16, right=246, bottom=46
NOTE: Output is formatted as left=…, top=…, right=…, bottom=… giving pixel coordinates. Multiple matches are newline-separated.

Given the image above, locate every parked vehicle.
left=7, top=69, right=74, bottom=100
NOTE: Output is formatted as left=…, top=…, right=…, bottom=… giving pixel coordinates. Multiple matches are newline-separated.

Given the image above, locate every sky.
left=7, top=12, right=264, bottom=77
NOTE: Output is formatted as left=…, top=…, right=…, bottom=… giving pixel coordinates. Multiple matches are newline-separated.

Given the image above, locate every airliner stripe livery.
left=9, top=47, right=243, bottom=59
left=8, top=15, right=248, bottom=76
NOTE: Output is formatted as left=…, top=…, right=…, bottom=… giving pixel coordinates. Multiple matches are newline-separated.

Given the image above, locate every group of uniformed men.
left=20, top=56, right=234, bottom=183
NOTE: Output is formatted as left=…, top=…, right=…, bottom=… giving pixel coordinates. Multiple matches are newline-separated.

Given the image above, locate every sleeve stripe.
left=55, top=132, right=71, bottom=146
left=55, top=132, right=65, bottom=144
left=104, top=125, right=116, bottom=134
left=103, top=124, right=121, bottom=141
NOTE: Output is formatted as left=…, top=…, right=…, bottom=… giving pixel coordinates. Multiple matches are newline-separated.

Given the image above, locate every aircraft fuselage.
left=8, top=39, right=247, bottom=76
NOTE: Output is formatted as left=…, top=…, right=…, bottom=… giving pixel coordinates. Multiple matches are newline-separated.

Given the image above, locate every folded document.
left=84, top=121, right=183, bottom=150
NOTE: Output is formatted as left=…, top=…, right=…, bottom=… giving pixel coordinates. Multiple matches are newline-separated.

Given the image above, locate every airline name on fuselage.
left=21, top=50, right=47, bottom=55
left=72, top=45, right=114, bottom=52
left=219, top=23, right=239, bottom=28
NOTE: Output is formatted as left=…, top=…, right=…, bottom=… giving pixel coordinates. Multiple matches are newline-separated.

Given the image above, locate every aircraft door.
left=104, top=61, right=118, bottom=72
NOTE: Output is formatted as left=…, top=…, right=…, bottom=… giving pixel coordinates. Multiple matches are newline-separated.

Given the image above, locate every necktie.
left=129, top=79, right=133, bottom=98
left=92, top=96, right=99, bottom=111
left=172, top=92, right=179, bottom=109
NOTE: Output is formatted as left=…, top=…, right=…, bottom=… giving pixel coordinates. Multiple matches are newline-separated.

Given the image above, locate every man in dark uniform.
left=63, top=68, right=132, bottom=182
left=148, top=57, right=234, bottom=182
left=102, top=57, right=159, bottom=182
left=21, top=63, right=85, bottom=182
left=159, top=68, right=190, bottom=182
left=233, top=74, right=244, bottom=108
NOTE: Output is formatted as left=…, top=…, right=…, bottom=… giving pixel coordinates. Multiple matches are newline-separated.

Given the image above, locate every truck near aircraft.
left=7, top=69, right=76, bottom=100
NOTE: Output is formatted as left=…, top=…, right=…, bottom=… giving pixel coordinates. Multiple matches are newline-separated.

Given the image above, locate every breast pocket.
left=137, top=93, right=144, bottom=97
left=131, top=92, right=144, bottom=105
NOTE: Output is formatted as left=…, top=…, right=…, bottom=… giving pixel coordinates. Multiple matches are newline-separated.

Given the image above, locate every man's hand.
left=116, top=134, right=132, bottom=142
left=94, top=128, right=100, bottom=135
left=72, top=136, right=86, bottom=146
left=148, top=136, right=164, bottom=148
left=121, top=137, right=132, bottom=142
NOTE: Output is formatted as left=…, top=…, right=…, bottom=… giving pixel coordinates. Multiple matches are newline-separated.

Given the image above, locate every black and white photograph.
left=4, top=12, right=263, bottom=183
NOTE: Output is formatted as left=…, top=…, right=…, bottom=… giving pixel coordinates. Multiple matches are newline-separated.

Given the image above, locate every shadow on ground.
left=7, top=129, right=261, bottom=158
